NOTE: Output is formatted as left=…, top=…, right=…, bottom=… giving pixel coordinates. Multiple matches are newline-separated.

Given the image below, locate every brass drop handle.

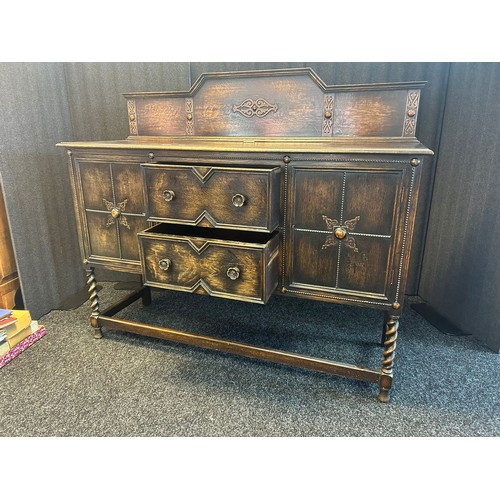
left=162, top=189, right=175, bottom=202
left=232, top=193, right=246, bottom=207
left=226, top=266, right=240, bottom=280
left=159, top=258, right=171, bottom=271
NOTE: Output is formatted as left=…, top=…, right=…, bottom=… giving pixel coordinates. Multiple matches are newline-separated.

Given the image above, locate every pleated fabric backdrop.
left=419, top=63, right=500, bottom=352
left=0, top=62, right=497, bottom=351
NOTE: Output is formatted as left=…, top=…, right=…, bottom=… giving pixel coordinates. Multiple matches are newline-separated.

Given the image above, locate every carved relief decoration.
left=403, top=90, right=419, bottom=136
left=127, top=100, right=138, bottom=135
left=322, top=94, right=334, bottom=136
left=103, top=198, right=131, bottom=229
left=321, top=215, right=360, bottom=252
left=232, top=98, right=278, bottom=118
left=185, top=98, right=194, bottom=135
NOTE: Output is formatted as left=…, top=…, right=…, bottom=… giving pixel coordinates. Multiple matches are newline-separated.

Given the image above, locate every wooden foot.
left=86, top=267, right=102, bottom=339
left=378, top=314, right=399, bottom=403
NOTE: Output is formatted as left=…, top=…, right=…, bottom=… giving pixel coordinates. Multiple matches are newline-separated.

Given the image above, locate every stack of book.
left=0, top=308, right=46, bottom=368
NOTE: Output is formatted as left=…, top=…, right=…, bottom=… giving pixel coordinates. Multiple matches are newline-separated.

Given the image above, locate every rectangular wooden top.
left=57, top=136, right=433, bottom=155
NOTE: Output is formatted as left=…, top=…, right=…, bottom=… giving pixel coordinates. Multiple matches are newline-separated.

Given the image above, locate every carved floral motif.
left=103, top=198, right=131, bottom=229
left=321, top=215, right=360, bottom=252
left=232, top=98, right=278, bottom=118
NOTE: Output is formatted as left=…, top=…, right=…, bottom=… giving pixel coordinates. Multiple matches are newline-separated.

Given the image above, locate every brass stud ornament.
left=334, top=227, right=347, bottom=240
left=149, top=152, right=155, bottom=160
left=324, top=110, right=332, bottom=119
left=129, top=114, right=135, bottom=121
left=407, top=109, right=416, bottom=117
left=410, top=158, right=420, bottom=166
left=186, top=113, right=193, bottom=121
left=283, top=155, right=291, bottom=164
left=392, top=302, right=400, bottom=310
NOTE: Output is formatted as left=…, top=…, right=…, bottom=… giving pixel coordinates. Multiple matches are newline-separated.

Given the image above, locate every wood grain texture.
left=135, top=98, right=186, bottom=136
left=112, top=163, right=146, bottom=214
left=75, top=158, right=149, bottom=265
left=287, top=160, right=414, bottom=303
left=79, top=162, right=114, bottom=210
left=86, top=212, right=119, bottom=258
left=343, top=170, right=401, bottom=235
left=139, top=226, right=279, bottom=303
left=123, top=68, right=423, bottom=139
left=337, top=236, right=392, bottom=294
left=194, top=74, right=323, bottom=137
left=308, top=62, right=450, bottom=294
left=292, top=169, right=343, bottom=230
left=333, top=90, right=407, bottom=137
left=144, top=164, right=280, bottom=231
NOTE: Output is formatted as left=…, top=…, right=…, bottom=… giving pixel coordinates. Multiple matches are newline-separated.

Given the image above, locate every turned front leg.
left=85, top=266, right=103, bottom=339
left=378, top=314, right=399, bottom=403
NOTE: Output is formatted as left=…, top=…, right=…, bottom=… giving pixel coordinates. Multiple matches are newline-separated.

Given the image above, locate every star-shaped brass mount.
left=321, top=215, right=360, bottom=252
left=103, top=198, right=131, bottom=229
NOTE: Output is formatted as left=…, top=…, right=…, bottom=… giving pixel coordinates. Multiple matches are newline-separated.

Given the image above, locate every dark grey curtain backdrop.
left=0, top=63, right=82, bottom=320
left=419, top=63, right=500, bottom=352
left=0, top=62, right=497, bottom=351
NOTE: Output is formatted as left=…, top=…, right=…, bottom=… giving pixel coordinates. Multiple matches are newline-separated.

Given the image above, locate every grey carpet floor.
left=1, top=282, right=498, bottom=436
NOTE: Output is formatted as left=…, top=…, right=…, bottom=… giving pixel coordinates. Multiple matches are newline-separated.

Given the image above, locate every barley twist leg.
left=378, top=314, right=399, bottom=403
left=86, top=267, right=102, bottom=339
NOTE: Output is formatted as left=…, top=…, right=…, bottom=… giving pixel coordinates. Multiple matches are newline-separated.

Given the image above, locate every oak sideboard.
left=58, top=68, right=433, bottom=402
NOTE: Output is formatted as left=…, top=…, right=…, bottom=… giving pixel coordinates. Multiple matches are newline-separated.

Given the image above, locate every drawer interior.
left=143, top=223, right=278, bottom=245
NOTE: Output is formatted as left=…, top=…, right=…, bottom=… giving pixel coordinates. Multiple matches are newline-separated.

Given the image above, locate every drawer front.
left=139, top=225, right=280, bottom=304
left=142, top=164, right=281, bottom=232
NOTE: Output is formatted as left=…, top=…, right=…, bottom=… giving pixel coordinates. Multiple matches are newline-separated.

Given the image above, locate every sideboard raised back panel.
left=58, top=68, right=433, bottom=402
left=124, top=68, right=423, bottom=139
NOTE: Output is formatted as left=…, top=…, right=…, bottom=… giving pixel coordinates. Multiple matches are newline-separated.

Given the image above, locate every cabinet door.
left=286, top=163, right=413, bottom=305
left=74, top=159, right=148, bottom=271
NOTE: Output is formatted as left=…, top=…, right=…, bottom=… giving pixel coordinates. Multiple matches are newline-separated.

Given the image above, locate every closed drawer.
left=139, top=224, right=280, bottom=304
left=142, top=163, right=281, bottom=232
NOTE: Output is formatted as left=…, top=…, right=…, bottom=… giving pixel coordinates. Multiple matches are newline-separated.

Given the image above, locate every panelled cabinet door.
left=287, top=162, right=414, bottom=305
left=75, top=160, right=148, bottom=270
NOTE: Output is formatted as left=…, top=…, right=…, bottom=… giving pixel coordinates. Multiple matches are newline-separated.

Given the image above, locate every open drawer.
left=138, top=224, right=280, bottom=304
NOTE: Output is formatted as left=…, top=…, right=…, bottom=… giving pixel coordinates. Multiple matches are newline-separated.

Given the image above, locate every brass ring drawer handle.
left=232, top=193, right=246, bottom=207
left=162, top=189, right=175, bottom=202
left=226, top=266, right=240, bottom=280
left=159, top=258, right=171, bottom=271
